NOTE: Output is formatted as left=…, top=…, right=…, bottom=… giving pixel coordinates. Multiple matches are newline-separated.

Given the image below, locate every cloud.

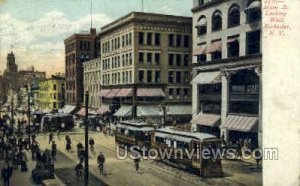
left=0, top=11, right=112, bottom=76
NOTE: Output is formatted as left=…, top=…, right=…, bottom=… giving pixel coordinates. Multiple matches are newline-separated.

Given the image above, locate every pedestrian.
left=49, top=133, right=53, bottom=144
left=133, top=155, right=141, bottom=173
left=1, top=162, right=13, bottom=186
left=97, top=152, right=105, bottom=175
left=75, top=161, right=83, bottom=180
left=51, top=141, right=57, bottom=158
left=66, top=135, right=71, bottom=153
left=57, top=129, right=60, bottom=140
left=89, top=138, right=95, bottom=153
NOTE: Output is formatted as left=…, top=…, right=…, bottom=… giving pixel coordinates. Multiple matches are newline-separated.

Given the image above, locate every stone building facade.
left=98, top=12, right=193, bottom=123
left=191, top=0, right=262, bottom=147
left=83, top=58, right=101, bottom=108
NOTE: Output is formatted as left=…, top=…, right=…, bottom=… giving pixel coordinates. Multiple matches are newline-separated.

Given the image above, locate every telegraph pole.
left=84, top=91, right=89, bottom=186
left=27, top=85, right=31, bottom=146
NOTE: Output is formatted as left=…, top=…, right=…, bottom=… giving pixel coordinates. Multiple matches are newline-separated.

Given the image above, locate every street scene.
left=0, top=0, right=262, bottom=185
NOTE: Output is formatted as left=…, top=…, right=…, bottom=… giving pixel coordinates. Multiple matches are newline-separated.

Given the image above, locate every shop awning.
left=207, top=40, right=222, bottom=53
left=167, top=105, right=192, bottom=115
left=191, top=113, right=221, bottom=127
left=193, top=46, right=207, bottom=55
left=137, top=88, right=165, bottom=97
left=105, top=89, right=121, bottom=98
left=114, top=105, right=132, bottom=117
left=245, top=1, right=261, bottom=12
left=137, top=105, right=163, bottom=117
left=192, top=71, right=221, bottom=84
left=99, top=89, right=110, bottom=97
left=220, top=114, right=258, bottom=132
left=96, top=105, right=110, bottom=115
left=76, top=108, right=96, bottom=116
left=60, top=105, right=77, bottom=114
left=116, top=88, right=133, bottom=97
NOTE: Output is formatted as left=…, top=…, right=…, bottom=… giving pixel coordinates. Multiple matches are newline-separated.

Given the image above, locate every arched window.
left=212, top=10, right=222, bottom=31
left=245, top=0, right=261, bottom=23
left=228, top=5, right=240, bottom=28
left=195, top=16, right=207, bottom=35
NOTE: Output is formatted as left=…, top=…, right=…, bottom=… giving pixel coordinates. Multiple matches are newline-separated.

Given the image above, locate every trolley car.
left=151, top=127, right=223, bottom=177
left=41, top=113, right=74, bottom=131
left=115, top=120, right=155, bottom=149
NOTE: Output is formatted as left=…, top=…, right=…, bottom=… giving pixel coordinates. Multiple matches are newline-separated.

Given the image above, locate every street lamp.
left=84, top=91, right=89, bottom=186
left=27, top=84, right=32, bottom=146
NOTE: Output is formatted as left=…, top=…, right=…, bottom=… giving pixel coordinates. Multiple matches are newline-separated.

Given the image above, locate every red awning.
left=191, top=113, right=221, bottom=127
left=193, top=46, right=207, bottom=55
left=99, top=89, right=110, bottom=97
left=96, top=105, right=110, bottom=115
left=207, top=40, right=222, bottom=53
left=116, top=88, right=133, bottom=97
left=105, top=89, right=120, bottom=98
left=220, top=114, right=258, bottom=132
left=76, top=108, right=85, bottom=116
left=137, top=88, right=165, bottom=97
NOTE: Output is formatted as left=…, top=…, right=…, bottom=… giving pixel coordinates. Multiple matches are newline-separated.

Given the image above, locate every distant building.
left=3, top=52, right=19, bottom=92
left=38, top=76, right=65, bottom=111
left=18, top=66, right=46, bottom=88
left=98, top=12, right=193, bottom=123
left=83, top=58, right=101, bottom=108
left=64, top=28, right=98, bottom=107
left=191, top=0, right=262, bottom=147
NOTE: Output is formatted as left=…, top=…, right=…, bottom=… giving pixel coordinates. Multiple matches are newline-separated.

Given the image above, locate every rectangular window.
left=125, top=34, right=128, bottom=46
left=129, top=33, right=132, bottom=45
left=197, top=55, right=207, bottom=63
left=53, top=84, right=57, bottom=91
left=147, top=70, right=152, bottom=83
left=139, top=52, right=144, bottom=64
left=247, top=30, right=260, bottom=55
left=155, top=53, right=160, bottom=65
left=168, top=88, right=174, bottom=100
left=169, top=34, right=174, bottom=46
left=168, top=54, right=174, bottom=66
left=155, top=71, right=160, bottom=83
left=125, top=53, right=129, bottom=66
left=122, top=35, right=125, bottom=47
left=147, top=53, right=152, bottom=65
left=183, top=88, right=188, bottom=99
left=122, top=54, right=125, bottom=66
left=228, top=39, right=240, bottom=58
left=147, top=33, right=152, bottom=45
left=168, top=71, right=174, bottom=83
left=176, top=71, right=181, bottom=83
left=183, top=54, right=189, bottom=66
left=155, top=33, right=161, bottom=45
left=184, top=72, right=189, bottom=83
left=211, top=52, right=222, bottom=60
left=176, top=35, right=181, bottom=47
left=139, top=32, right=144, bottom=45
left=184, top=35, right=189, bottom=48
left=176, top=88, right=181, bottom=99
left=138, top=71, right=144, bottom=82
left=129, top=53, right=132, bottom=65
left=176, top=54, right=181, bottom=66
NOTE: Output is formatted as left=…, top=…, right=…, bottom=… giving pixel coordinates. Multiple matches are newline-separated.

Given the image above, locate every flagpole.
left=142, top=0, right=144, bottom=12
left=90, top=0, right=93, bottom=28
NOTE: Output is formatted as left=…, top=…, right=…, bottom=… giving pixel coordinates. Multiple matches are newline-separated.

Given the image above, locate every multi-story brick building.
left=190, top=0, right=262, bottom=147
left=38, top=76, right=65, bottom=111
left=98, top=12, right=193, bottom=123
left=64, top=28, right=97, bottom=107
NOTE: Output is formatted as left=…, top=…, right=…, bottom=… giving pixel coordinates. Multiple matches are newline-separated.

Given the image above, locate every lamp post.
left=27, top=84, right=32, bottom=146
left=84, top=91, right=89, bottom=186
left=10, top=92, right=14, bottom=128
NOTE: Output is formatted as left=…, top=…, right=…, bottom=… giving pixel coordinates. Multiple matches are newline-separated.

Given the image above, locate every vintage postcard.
left=0, top=0, right=299, bottom=185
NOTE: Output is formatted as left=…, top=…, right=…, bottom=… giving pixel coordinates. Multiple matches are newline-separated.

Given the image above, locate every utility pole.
left=10, top=92, right=14, bottom=128
left=27, top=85, right=31, bottom=146
left=84, top=91, right=89, bottom=186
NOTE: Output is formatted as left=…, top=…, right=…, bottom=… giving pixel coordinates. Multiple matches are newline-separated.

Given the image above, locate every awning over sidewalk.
left=192, top=71, right=221, bottom=84
left=60, top=105, right=77, bottom=114
left=191, top=113, right=221, bottom=127
left=76, top=107, right=97, bottom=116
left=116, top=88, right=133, bottom=97
left=137, top=105, right=163, bottom=117
left=167, top=105, right=192, bottom=115
left=207, top=40, right=222, bottom=53
left=114, top=105, right=132, bottom=117
left=96, top=105, right=110, bottom=115
left=137, top=88, right=165, bottom=97
left=193, top=46, right=207, bottom=55
left=105, top=89, right=121, bottom=98
left=220, top=114, right=258, bottom=132
left=99, top=89, right=110, bottom=97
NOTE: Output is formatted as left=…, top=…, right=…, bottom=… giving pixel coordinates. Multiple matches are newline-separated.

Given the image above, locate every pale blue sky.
left=0, top=0, right=193, bottom=75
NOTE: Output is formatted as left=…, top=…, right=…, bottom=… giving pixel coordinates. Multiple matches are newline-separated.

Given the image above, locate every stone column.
left=255, top=66, right=262, bottom=148
left=221, top=71, right=230, bottom=142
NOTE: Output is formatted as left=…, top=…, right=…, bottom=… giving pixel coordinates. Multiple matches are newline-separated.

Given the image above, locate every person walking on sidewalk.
left=48, top=133, right=53, bottom=144
left=134, top=155, right=141, bottom=173
left=65, top=135, right=71, bottom=152
left=75, top=161, right=83, bottom=180
left=97, top=152, right=105, bottom=175
left=89, top=138, right=95, bottom=153
left=1, top=162, right=13, bottom=186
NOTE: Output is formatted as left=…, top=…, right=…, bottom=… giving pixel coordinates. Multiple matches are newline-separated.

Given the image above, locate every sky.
left=0, top=0, right=193, bottom=76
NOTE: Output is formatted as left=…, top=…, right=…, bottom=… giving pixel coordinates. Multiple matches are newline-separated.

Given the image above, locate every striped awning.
left=191, top=113, right=221, bottom=127
left=105, top=89, right=120, bottom=98
left=96, top=105, right=110, bottom=115
left=76, top=108, right=96, bottom=116
left=207, top=40, right=222, bottom=53
left=192, top=71, right=221, bottom=84
left=137, top=88, right=165, bottom=97
left=220, top=114, right=258, bottom=132
left=137, top=105, right=163, bottom=117
left=193, top=46, right=207, bottom=55
left=114, top=105, right=132, bottom=117
left=116, top=88, right=133, bottom=97
left=99, top=89, right=110, bottom=97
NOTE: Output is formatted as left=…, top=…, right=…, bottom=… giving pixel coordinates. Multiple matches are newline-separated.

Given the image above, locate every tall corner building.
left=191, top=0, right=262, bottom=147
left=64, top=28, right=97, bottom=107
left=98, top=12, right=193, bottom=123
